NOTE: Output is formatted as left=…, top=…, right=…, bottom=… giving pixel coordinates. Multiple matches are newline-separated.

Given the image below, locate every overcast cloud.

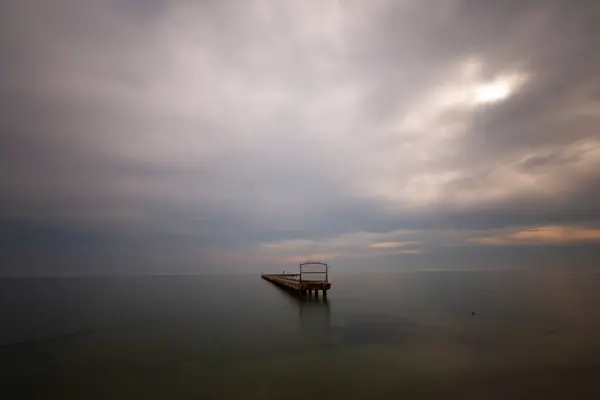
left=1, top=0, right=600, bottom=275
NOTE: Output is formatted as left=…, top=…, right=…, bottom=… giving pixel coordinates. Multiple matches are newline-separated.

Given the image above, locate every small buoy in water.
left=472, top=311, right=475, bottom=316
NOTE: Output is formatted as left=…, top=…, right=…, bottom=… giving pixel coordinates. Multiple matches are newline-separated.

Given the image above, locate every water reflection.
left=270, top=284, right=334, bottom=348
left=297, top=295, right=330, bottom=334
left=4, top=273, right=600, bottom=398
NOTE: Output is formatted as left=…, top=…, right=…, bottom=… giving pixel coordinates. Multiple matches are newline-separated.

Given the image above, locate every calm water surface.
left=2, top=271, right=600, bottom=399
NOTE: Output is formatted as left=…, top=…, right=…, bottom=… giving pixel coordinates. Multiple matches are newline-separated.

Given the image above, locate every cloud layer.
left=1, top=0, right=600, bottom=274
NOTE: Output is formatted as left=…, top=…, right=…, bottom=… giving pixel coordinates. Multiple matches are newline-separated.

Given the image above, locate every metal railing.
left=298, top=261, right=329, bottom=284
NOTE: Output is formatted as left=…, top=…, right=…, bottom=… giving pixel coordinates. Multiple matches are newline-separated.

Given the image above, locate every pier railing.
left=261, top=260, right=331, bottom=298
left=298, top=261, right=328, bottom=284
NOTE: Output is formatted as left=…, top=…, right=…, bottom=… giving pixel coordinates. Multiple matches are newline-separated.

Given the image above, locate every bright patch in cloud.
left=369, top=241, right=419, bottom=249
left=473, top=73, right=527, bottom=104
left=471, top=226, right=600, bottom=246
left=475, top=80, right=511, bottom=103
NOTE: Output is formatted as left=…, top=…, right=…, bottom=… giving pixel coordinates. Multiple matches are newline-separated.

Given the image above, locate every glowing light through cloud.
left=398, top=62, right=528, bottom=133
left=436, top=70, right=528, bottom=108
left=372, top=60, right=531, bottom=207
left=475, top=80, right=511, bottom=103
left=473, top=73, right=527, bottom=104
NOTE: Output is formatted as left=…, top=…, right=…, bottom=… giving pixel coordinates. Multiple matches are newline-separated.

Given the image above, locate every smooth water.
left=2, top=271, right=600, bottom=399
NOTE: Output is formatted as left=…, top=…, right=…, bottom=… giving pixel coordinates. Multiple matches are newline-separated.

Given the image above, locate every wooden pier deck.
left=262, top=261, right=331, bottom=298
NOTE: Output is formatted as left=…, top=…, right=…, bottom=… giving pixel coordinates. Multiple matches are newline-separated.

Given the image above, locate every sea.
left=2, top=270, right=600, bottom=399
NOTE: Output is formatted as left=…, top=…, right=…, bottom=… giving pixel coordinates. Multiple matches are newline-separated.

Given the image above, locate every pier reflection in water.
left=269, top=282, right=334, bottom=350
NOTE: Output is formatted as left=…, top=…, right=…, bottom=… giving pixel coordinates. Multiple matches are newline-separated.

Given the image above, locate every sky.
left=1, top=0, right=600, bottom=276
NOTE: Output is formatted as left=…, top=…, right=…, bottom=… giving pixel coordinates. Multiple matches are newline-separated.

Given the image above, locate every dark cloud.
left=1, top=0, right=600, bottom=275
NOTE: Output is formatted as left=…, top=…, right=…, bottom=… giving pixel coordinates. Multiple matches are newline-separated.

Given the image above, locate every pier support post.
left=314, top=290, right=318, bottom=299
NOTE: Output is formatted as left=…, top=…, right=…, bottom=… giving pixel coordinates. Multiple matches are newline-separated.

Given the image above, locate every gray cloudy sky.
left=1, top=0, right=600, bottom=275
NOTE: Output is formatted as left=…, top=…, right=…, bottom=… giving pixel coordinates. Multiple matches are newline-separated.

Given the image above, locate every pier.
left=262, top=261, right=331, bottom=298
